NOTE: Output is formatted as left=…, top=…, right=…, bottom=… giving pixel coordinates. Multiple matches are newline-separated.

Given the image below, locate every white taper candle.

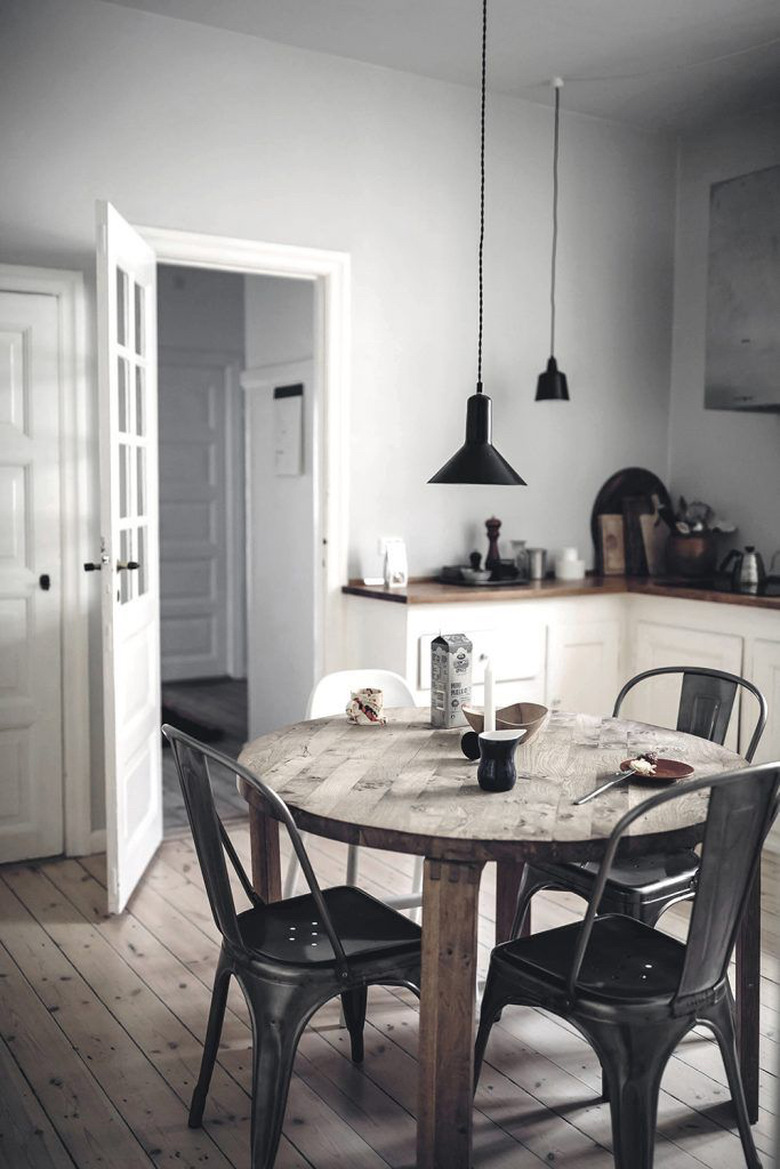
left=484, top=658, right=495, bottom=733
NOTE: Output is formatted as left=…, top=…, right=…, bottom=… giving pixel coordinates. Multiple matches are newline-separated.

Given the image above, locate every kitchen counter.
left=342, top=575, right=780, bottom=611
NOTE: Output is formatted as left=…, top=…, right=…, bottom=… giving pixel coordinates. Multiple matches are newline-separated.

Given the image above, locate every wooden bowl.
left=462, top=702, right=549, bottom=746
left=496, top=702, right=549, bottom=745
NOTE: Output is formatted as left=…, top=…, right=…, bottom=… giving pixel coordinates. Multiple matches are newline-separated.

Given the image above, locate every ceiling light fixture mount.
left=429, top=0, right=525, bottom=486
left=536, top=76, right=570, bottom=402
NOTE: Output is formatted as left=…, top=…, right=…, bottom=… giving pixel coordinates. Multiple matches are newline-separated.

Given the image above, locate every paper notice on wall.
left=273, top=383, right=304, bottom=476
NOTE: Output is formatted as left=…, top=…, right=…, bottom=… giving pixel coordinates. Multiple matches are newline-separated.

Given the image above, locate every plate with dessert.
left=620, top=750, right=694, bottom=784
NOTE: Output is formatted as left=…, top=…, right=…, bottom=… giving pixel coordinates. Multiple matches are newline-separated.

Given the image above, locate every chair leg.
left=241, top=975, right=324, bottom=1169
left=587, top=1018, right=687, bottom=1169
left=509, top=866, right=557, bottom=939
left=474, top=965, right=513, bottom=1090
left=704, top=991, right=762, bottom=1169
left=410, top=855, right=424, bottom=924
left=189, top=949, right=232, bottom=1128
left=341, top=984, right=368, bottom=1063
left=346, top=843, right=360, bottom=886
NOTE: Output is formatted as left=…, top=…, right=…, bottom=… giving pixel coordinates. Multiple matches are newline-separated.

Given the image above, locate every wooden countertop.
left=342, top=575, right=780, bottom=611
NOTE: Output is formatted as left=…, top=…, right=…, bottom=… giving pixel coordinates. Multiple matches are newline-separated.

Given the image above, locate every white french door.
left=0, top=291, right=63, bottom=861
left=97, top=202, right=162, bottom=912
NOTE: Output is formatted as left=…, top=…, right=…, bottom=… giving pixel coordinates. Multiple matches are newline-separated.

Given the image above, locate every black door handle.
left=84, top=562, right=102, bottom=572
left=39, top=574, right=51, bottom=591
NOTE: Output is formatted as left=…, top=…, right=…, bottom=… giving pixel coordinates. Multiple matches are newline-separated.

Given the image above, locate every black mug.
left=477, top=730, right=525, bottom=792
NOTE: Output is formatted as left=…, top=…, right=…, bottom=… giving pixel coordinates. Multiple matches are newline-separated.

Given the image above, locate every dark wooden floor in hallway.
left=162, top=676, right=248, bottom=831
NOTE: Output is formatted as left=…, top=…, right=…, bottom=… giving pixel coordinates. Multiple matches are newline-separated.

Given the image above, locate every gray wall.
left=668, top=106, right=780, bottom=560
left=0, top=0, right=676, bottom=578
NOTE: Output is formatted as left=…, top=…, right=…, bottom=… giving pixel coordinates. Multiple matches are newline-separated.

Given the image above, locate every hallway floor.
left=162, top=677, right=248, bottom=833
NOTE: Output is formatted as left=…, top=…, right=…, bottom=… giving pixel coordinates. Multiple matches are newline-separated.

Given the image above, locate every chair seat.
left=496, top=914, right=686, bottom=1003
left=238, top=885, right=421, bottom=966
left=533, top=848, right=699, bottom=898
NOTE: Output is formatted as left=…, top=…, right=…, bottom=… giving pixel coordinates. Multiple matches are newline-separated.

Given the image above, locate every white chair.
left=284, top=669, right=424, bottom=919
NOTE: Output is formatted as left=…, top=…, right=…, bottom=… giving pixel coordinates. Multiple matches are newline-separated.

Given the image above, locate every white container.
left=555, top=556, right=586, bottom=581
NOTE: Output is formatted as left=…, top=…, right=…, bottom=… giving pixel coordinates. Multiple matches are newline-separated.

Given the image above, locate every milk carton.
left=430, top=633, right=472, bottom=728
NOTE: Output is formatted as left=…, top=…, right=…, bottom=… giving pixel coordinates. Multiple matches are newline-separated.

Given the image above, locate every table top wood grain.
left=237, top=708, right=745, bottom=863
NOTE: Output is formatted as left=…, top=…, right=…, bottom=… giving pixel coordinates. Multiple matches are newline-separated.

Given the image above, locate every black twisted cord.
left=476, top=0, right=487, bottom=390
left=550, top=83, right=561, bottom=356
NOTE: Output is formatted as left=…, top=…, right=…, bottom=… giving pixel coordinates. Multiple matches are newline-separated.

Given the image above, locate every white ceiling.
left=103, top=0, right=780, bottom=131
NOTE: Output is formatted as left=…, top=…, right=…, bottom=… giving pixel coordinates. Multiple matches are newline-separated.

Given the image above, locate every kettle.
left=718, top=545, right=766, bottom=594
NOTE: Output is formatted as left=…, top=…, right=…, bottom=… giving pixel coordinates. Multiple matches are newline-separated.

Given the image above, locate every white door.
left=0, top=292, right=63, bottom=861
left=97, top=203, right=162, bottom=912
left=242, top=360, right=315, bottom=736
left=158, top=359, right=232, bottom=681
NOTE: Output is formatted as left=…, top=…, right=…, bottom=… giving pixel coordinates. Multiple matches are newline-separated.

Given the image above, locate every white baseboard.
left=78, top=829, right=106, bottom=857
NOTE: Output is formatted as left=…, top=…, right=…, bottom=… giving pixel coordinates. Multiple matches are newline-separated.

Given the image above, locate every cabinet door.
left=629, top=621, right=743, bottom=750
left=749, top=639, right=780, bottom=764
left=546, top=619, right=620, bottom=717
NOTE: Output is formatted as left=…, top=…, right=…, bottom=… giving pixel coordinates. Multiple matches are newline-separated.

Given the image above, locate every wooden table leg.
left=495, top=860, right=528, bottom=944
left=247, top=802, right=282, bottom=903
left=417, top=857, right=483, bottom=1169
left=736, top=868, right=761, bottom=1123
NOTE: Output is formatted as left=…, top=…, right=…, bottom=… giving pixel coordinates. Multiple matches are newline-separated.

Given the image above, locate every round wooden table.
left=238, top=708, right=753, bottom=1169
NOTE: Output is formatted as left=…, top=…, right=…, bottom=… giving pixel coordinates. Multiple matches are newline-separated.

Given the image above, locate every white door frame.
left=0, top=264, right=92, bottom=856
left=138, top=226, right=351, bottom=682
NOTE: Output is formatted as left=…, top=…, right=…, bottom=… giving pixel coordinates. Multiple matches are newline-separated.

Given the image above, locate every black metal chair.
left=510, top=667, right=768, bottom=935
left=162, top=725, right=422, bottom=1169
left=475, top=762, right=780, bottom=1169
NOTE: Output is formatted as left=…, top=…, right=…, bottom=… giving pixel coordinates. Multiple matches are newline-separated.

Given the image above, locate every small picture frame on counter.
left=598, top=514, right=626, bottom=575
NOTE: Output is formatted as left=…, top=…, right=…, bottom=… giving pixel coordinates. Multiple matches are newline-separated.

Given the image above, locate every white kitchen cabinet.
left=545, top=619, right=621, bottom=716
left=748, top=638, right=780, bottom=765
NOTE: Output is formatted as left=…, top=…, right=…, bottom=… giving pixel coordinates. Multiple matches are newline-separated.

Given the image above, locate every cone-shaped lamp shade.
left=535, top=356, right=569, bottom=402
left=429, top=389, right=526, bottom=485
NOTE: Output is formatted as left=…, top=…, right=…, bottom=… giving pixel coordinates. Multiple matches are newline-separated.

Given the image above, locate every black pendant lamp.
left=536, top=78, right=569, bottom=402
left=429, top=0, right=525, bottom=486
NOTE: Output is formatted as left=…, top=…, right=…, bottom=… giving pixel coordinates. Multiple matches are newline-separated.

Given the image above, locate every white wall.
left=244, top=276, right=315, bottom=733
left=0, top=0, right=676, bottom=829
left=668, top=107, right=780, bottom=560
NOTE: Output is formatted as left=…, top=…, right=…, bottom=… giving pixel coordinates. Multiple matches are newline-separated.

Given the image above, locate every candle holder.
left=477, top=729, right=525, bottom=792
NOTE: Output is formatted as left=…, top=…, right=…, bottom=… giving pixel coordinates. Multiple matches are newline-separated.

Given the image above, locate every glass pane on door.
left=119, top=528, right=133, bottom=604
left=135, top=366, right=145, bottom=435
left=134, top=283, right=145, bottom=356
left=116, top=268, right=128, bottom=348
left=118, top=358, right=129, bottom=432
left=136, top=524, right=147, bottom=596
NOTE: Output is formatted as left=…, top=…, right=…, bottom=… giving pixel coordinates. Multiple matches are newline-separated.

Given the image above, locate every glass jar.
left=510, top=540, right=530, bottom=581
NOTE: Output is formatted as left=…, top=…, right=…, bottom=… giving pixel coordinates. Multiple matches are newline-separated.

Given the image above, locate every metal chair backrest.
left=612, top=666, right=767, bottom=762
left=306, top=669, right=416, bottom=719
left=567, top=763, right=780, bottom=1007
left=162, top=725, right=350, bottom=974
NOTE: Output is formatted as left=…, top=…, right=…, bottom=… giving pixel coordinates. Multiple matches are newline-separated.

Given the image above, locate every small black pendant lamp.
left=429, top=0, right=525, bottom=486
left=536, top=78, right=570, bottom=402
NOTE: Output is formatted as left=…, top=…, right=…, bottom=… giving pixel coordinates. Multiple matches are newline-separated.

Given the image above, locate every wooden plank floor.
left=0, top=829, right=777, bottom=1169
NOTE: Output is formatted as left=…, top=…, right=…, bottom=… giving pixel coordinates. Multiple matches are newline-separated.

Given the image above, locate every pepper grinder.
left=485, top=516, right=502, bottom=572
